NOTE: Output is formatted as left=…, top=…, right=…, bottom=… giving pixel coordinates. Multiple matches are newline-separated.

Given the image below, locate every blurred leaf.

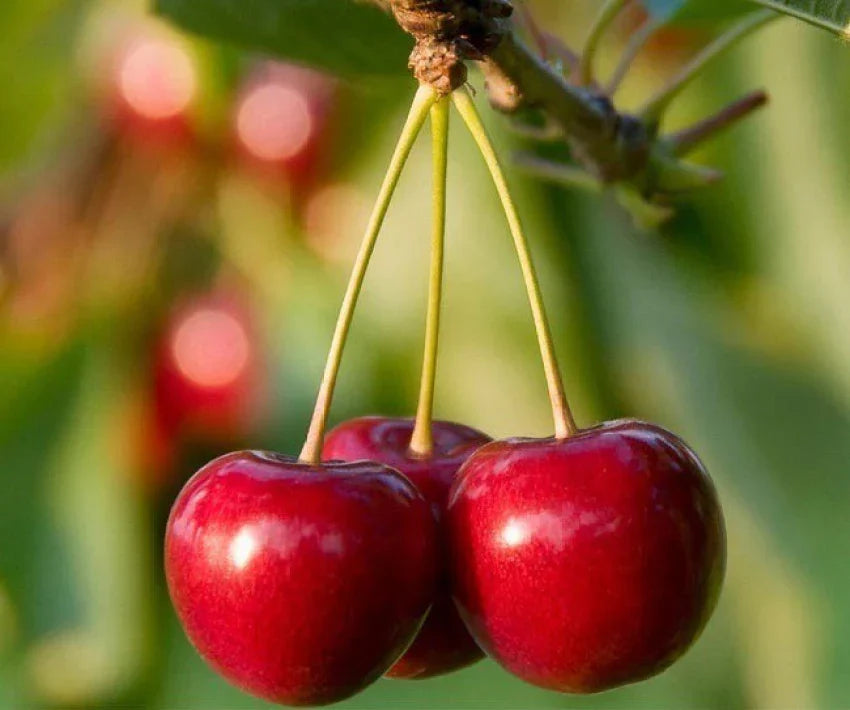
left=0, top=326, right=154, bottom=705
left=153, top=0, right=411, bottom=79
left=752, top=0, right=850, bottom=34
left=30, top=342, right=153, bottom=705
left=0, top=0, right=85, bottom=173
left=0, top=342, right=85, bottom=639
left=559, top=196, right=850, bottom=706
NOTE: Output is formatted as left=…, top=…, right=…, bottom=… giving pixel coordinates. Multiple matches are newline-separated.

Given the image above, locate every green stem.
left=299, top=84, right=437, bottom=463
left=640, top=9, right=776, bottom=122
left=409, top=98, right=450, bottom=457
left=452, top=88, right=577, bottom=439
left=580, top=0, right=629, bottom=86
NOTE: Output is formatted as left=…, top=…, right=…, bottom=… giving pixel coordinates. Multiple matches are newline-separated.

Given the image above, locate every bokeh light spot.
left=236, top=83, right=313, bottom=163
left=171, top=308, right=251, bottom=389
left=119, top=37, right=196, bottom=120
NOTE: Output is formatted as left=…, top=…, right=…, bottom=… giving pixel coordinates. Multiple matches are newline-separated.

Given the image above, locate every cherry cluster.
left=164, top=84, right=726, bottom=706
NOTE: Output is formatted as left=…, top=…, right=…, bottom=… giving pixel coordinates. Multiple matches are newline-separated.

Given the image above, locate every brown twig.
left=667, top=90, right=769, bottom=155
left=383, top=0, right=775, bottom=201
left=478, top=31, right=649, bottom=182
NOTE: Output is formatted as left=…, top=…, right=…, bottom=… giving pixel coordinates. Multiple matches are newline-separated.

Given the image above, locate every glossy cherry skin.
left=447, top=419, right=725, bottom=694
left=322, top=417, right=490, bottom=679
left=165, top=451, right=438, bottom=705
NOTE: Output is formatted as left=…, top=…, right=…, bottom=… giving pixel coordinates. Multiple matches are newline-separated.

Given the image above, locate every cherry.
left=105, top=29, right=198, bottom=144
left=152, top=293, right=263, bottom=442
left=165, top=450, right=438, bottom=705
left=322, top=417, right=491, bottom=679
left=233, top=62, right=335, bottom=185
left=447, top=419, right=725, bottom=693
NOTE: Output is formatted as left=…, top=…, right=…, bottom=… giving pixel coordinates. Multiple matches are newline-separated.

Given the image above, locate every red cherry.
left=165, top=450, right=438, bottom=705
left=447, top=419, right=725, bottom=693
left=233, top=63, right=335, bottom=184
left=107, top=30, right=197, bottom=143
left=322, top=417, right=490, bottom=679
left=153, top=293, right=263, bottom=441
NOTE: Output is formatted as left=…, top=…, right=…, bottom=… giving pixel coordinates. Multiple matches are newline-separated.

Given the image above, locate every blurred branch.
left=668, top=90, right=769, bottom=156
left=506, top=115, right=563, bottom=142
left=478, top=31, right=647, bottom=182
left=579, top=0, right=629, bottom=86
left=640, top=10, right=776, bottom=121
left=380, top=0, right=776, bottom=205
left=513, top=153, right=601, bottom=193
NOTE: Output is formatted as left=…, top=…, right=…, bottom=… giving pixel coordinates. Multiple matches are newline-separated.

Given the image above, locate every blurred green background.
left=2, top=0, right=849, bottom=707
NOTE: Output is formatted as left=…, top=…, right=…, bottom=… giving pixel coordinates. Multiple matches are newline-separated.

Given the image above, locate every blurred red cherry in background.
left=102, top=26, right=198, bottom=144
left=233, top=62, right=336, bottom=186
left=152, top=291, right=265, bottom=445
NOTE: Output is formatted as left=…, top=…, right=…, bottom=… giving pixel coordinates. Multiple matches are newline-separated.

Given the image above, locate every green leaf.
left=153, top=0, right=411, bottom=79
left=752, top=0, right=850, bottom=35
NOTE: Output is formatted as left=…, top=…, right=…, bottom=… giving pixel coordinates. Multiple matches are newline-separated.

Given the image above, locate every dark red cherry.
left=165, top=451, right=438, bottom=705
left=322, top=417, right=490, bottom=679
left=447, top=419, right=725, bottom=693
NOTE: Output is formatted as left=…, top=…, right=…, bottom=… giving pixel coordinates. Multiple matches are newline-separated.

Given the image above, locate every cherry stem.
left=299, top=84, right=437, bottom=464
left=605, top=15, right=663, bottom=96
left=410, top=98, right=450, bottom=458
left=640, top=9, right=775, bottom=122
left=452, top=88, right=577, bottom=440
left=580, top=0, right=629, bottom=86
